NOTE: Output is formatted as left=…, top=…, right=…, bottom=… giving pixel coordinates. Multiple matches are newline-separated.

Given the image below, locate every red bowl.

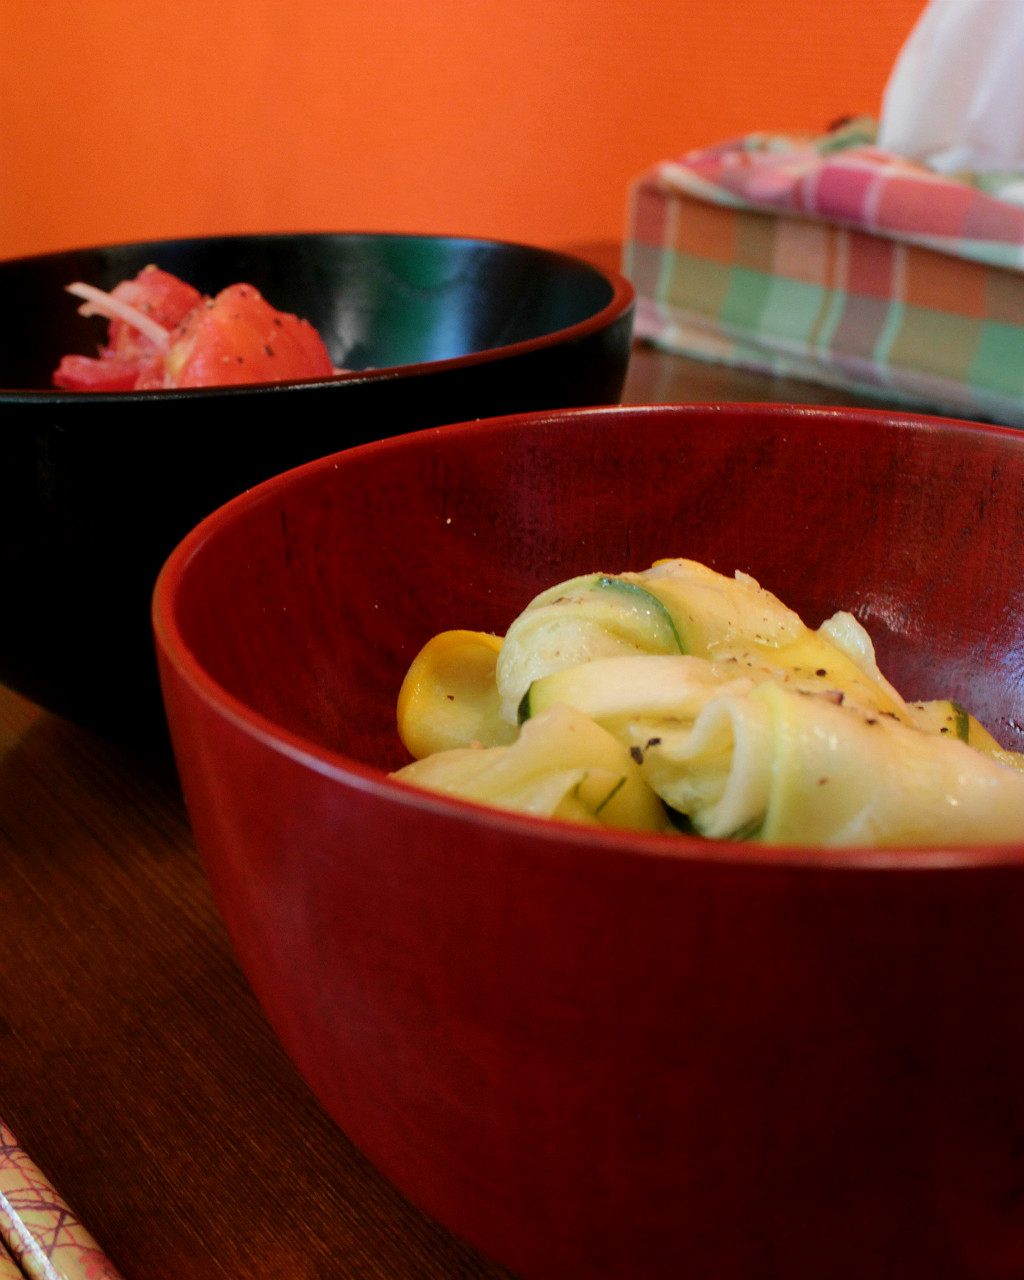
left=153, top=404, right=1024, bottom=1280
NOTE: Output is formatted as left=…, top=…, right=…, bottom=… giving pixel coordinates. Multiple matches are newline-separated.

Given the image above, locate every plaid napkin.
left=625, top=119, right=1024, bottom=425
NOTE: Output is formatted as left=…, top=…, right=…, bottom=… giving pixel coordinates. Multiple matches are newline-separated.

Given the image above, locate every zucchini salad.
left=392, top=559, right=1024, bottom=846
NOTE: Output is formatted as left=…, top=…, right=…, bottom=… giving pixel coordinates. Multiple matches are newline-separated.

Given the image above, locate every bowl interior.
left=0, top=232, right=621, bottom=392
left=159, top=403, right=1024, bottom=792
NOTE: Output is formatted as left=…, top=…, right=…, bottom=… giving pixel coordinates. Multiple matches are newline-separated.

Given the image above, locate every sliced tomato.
left=53, top=353, right=144, bottom=392
left=54, top=270, right=335, bottom=391
left=147, top=283, right=335, bottom=389
left=53, top=265, right=201, bottom=391
left=104, top=265, right=202, bottom=363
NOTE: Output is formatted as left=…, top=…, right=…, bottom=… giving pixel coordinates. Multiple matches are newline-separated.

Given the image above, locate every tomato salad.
left=53, top=265, right=336, bottom=391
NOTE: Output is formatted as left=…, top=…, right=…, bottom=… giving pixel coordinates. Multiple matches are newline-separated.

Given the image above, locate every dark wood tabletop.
left=0, top=307, right=919, bottom=1279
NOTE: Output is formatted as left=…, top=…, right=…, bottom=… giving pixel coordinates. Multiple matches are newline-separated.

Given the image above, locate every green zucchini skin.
left=909, top=698, right=973, bottom=744
left=594, top=576, right=685, bottom=653
left=502, top=573, right=686, bottom=725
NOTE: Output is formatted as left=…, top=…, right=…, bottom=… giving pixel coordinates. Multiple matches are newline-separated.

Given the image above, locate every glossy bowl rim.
left=0, top=229, right=635, bottom=402
left=152, top=401, right=1024, bottom=872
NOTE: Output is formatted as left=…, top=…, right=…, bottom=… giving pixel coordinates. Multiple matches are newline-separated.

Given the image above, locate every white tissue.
left=878, top=0, right=1024, bottom=174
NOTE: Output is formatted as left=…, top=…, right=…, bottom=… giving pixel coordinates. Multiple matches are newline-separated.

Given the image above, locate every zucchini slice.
left=519, top=653, right=750, bottom=726
left=393, top=702, right=670, bottom=831
left=397, top=629, right=517, bottom=758
left=909, top=698, right=971, bottom=742
left=634, top=558, right=805, bottom=656
left=495, top=573, right=685, bottom=722
left=910, top=698, right=1024, bottom=769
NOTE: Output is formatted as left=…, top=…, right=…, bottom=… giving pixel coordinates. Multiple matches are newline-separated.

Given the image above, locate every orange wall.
left=1, top=0, right=925, bottom=260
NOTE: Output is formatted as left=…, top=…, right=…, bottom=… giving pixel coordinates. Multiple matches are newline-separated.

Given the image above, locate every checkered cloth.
left=624, top=119, right=1024, bottom=425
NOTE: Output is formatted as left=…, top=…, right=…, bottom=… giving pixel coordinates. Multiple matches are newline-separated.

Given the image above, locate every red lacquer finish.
left=153, top=404, right=1024, bottom=1280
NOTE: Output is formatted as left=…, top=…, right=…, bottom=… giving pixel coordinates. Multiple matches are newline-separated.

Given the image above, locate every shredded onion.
left=66, top=281, right=171, bottom=348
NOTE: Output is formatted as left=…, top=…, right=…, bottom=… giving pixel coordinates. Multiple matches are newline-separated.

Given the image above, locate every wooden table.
left=0, top=342, right=916, bottom=1279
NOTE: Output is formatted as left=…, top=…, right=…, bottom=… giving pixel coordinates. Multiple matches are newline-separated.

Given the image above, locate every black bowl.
left=0, top=232, right=633, bottom=741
